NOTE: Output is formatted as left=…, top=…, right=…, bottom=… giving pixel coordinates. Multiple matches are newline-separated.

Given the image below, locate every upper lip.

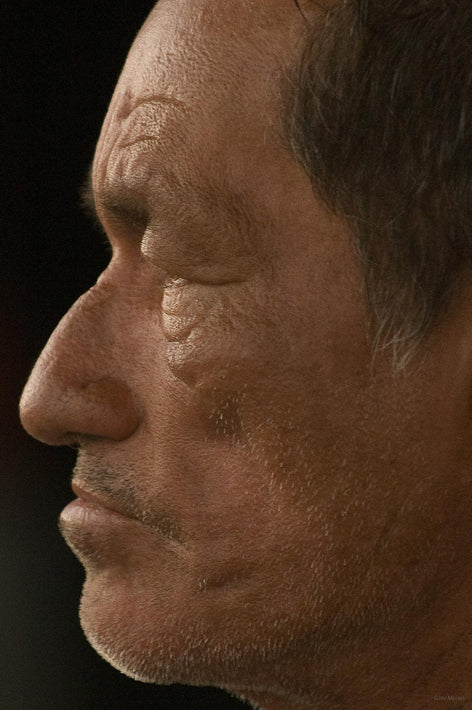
left=71, top=480, right=134, bottom=521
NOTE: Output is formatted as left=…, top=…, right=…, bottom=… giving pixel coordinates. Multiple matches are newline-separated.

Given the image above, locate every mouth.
left=59, top=480, right=143, bottom=545
left=70, top=480, right=135, bottom=519
left=59, top=478, right=187, bottom=554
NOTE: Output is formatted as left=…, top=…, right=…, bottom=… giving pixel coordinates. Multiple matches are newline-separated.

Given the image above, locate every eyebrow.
left=80, top=164, right=149, bottom=231
left=80, top=165, right=99, bottom=225
left=79, top=158, right=264, bottom=258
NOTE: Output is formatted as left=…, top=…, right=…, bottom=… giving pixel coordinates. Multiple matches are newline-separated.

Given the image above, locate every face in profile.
left=20, top=0, right=472, bottom=707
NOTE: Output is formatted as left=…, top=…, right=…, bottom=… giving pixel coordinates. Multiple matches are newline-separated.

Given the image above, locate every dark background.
left=3, top=2, right=249, bottom=708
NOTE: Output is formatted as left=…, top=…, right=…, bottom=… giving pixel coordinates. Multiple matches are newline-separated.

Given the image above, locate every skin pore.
left=20, top=0, right=472, bottom=708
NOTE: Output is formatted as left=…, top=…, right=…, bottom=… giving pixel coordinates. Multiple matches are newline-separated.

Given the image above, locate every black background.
left=3, top=2, right=249, bottom=708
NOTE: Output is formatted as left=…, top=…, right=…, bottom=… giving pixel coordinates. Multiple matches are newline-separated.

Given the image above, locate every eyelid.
left=160, top=276, right=191, bottom=291
left=140, top=246, right=242, bottom=290
left=140, top=225, right=252, bottom=286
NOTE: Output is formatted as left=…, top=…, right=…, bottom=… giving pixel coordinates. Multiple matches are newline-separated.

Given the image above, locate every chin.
left=78, top=572, right=203, bottom=685
left=77, top=563, right=323, bottom=698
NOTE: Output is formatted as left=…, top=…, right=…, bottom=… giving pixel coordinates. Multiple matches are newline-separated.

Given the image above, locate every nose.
left=19, top=276, right=142, bottom=446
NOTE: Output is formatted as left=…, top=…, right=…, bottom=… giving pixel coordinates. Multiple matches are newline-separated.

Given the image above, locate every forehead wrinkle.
left=94, top=90, right=190, bottom=215
left=116, top=98, right=188, bottom=153
left=116, top=93, right=187, bottom=123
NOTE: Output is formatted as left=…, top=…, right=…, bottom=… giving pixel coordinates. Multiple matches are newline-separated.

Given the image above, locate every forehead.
left=101, top=0, right=306, bottom=128
left=128, top=0, right=305, bottom=95
left=96, top=0, right=308, bottom=151
left=92, top=0, right=312, bottom=232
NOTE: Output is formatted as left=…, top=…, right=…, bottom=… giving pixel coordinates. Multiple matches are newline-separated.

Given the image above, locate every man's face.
left=20, top=0, right=472, bottom=703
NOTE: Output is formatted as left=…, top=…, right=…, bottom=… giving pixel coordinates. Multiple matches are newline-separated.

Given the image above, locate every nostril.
left=20, top=374, right=142, bottom=446
left=74, top=378, right=142, bottom=441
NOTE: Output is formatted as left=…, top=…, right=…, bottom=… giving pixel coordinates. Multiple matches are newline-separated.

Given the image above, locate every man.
left=20, top=0, right=472, bottom=707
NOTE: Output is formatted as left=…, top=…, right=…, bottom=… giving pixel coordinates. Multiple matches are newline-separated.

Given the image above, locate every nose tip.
left=19, top=281, right=143, bottom=447
left=20, top=373, right=141, bottom=446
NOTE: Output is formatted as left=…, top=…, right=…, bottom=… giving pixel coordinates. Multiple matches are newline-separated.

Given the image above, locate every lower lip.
left=60, top=497, right=134, bottom=527
left=59, top=498, right=145, bottom=563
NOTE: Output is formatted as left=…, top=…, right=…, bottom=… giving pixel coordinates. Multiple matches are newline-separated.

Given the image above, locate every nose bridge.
left=20, top=277, right=142, bottom=446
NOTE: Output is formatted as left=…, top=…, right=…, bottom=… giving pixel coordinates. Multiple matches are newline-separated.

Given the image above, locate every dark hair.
left=285, top=0, right=472, bottom=361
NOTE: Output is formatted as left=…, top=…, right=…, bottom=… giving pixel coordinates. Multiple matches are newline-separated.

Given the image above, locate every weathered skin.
left=20, top=1, right=472, bottom=708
